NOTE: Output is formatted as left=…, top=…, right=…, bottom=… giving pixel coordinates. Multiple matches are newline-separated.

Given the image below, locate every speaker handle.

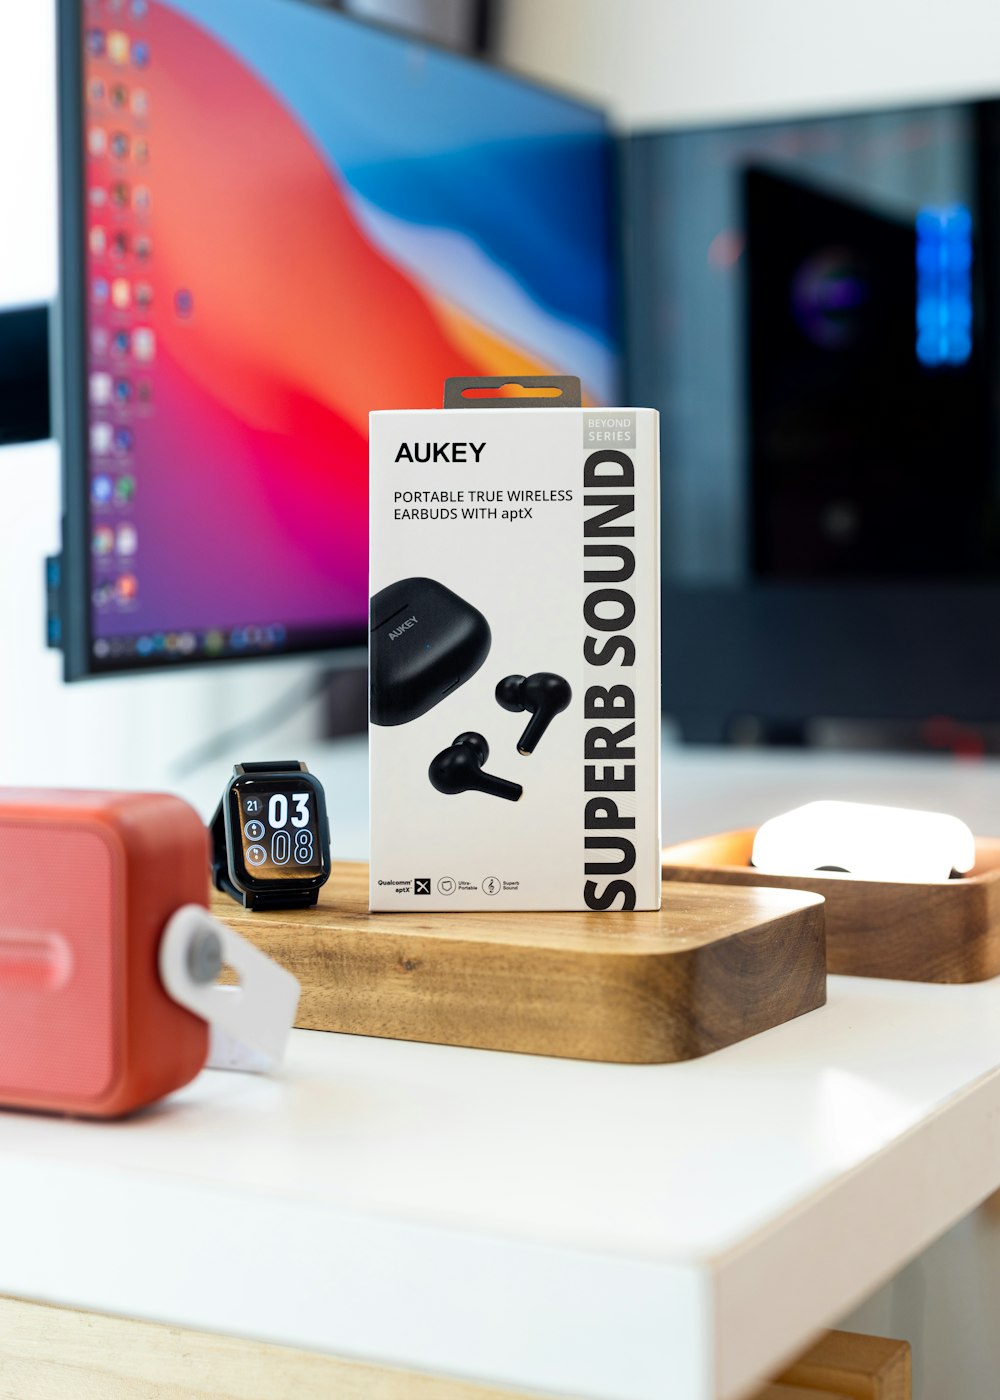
left=158, top=906, right=300, bottom=1072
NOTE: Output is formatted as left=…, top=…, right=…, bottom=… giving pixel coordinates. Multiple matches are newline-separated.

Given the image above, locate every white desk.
left=5, top=741, right=1000, bottom=1400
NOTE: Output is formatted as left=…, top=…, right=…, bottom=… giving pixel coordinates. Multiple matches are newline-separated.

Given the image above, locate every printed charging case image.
left=370, top=577, right=492, bottom=726
left=0, top=789, right=212, bottom=1118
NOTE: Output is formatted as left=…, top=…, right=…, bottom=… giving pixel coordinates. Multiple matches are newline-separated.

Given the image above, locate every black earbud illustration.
left=428, top=732, right=522, bottom=801
left=496, top=673, right=572, bottom=754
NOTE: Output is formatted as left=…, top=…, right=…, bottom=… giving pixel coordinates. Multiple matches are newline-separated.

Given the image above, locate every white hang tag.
left=205, top=993, right=275, bottom=1074
left=159, top=905, right=300, bottom=1073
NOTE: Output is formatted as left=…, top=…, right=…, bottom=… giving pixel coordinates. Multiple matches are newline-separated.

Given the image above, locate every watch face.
left=227, top=773, right=329, bottom=891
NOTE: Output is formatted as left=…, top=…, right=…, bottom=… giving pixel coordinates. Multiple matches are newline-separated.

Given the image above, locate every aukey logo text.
left=388, top=616, right=418, bottom=641
left=395, top=442, right=486, bottom=463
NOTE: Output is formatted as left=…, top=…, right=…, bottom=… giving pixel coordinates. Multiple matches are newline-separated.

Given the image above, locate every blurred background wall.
left=499, top=0, right=1000, bottom=127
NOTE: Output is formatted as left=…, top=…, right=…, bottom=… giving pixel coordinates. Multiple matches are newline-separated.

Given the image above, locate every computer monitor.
left=626, top=100, right=1000, bottom=741
left=55, top=0, right=618, bottom=679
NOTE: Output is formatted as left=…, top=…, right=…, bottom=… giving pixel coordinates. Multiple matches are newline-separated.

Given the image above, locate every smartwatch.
left=210, top=761, right=332, bottom=910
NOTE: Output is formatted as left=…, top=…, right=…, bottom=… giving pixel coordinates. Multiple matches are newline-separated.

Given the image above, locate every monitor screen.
left=626, top=102, right=995, bottom=587
left=61, top=0, right=617, bottom=676
left=625, top=101, right=1000, bottom=739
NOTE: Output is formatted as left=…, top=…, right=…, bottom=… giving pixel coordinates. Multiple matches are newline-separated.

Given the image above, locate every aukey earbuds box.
left=368, top=377, right=661, bottom=912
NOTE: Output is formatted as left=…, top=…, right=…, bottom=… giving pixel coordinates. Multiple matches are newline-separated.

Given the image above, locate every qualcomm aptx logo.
left=413, top=877, right=431, bottom=895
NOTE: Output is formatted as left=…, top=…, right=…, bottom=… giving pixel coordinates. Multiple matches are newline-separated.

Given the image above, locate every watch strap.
left=234, top=760, right=307, bottom=775
left=240, top=888, right=319, bottom=911
left=210, top=795, right=243, bottom=904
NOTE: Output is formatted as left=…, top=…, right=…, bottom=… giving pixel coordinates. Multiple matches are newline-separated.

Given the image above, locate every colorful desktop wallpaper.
left=82, top=0, right=616, bottom=665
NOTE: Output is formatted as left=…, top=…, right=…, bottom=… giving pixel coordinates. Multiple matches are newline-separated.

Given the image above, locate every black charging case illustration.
left=370, top=577, right=492, bottom=726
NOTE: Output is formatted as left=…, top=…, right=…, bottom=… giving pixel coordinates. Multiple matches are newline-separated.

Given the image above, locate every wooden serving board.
left=773, top=1327, right=911, bottom=1399
left=663, top=830, right=1000, bottom=984
left=212, top=863, right=826, bottom=1064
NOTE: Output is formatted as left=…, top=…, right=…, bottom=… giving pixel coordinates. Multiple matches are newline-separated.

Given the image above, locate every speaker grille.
left=0, top=824, right=119, bottom=1101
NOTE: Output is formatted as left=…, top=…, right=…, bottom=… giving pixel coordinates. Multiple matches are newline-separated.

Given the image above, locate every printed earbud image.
left=496, top=672, right=572, bottom=754
left=428, top=732, right=523, bottom=802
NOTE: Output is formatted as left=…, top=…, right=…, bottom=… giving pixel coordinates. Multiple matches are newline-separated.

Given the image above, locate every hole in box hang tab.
left=461, top=383, right=563, bottom=400
left=443, top=375, right=582, bottom=408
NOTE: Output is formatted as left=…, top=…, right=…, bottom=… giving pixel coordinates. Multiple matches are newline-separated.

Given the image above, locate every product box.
left=369, top=376, right=661, bottom=911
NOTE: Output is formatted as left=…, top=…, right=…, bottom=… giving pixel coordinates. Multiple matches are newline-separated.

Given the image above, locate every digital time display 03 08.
left=236, top=779, right=323, bottom=881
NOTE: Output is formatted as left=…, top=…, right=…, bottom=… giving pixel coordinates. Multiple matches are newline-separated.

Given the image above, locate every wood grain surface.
left=774, top=1327, right=911, bottom=1398
left=663, top=830, right=1000, bottom=983
left=0, top=1296, right=568, bottom=1400
left=213, top=862, right=826, bottom=1063
left=0, top=1298, right=910, bottom=1400
left=754, top=1388, right=851, bottom=1400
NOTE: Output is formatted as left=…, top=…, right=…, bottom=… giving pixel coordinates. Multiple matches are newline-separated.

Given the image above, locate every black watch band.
left=211, top=762, right=320, bottom=911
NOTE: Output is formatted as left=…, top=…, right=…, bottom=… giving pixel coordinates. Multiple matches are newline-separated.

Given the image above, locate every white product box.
left=368, top=379, right=661, bottom=911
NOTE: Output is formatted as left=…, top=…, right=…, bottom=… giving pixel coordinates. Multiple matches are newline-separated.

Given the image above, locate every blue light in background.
left=916, top=204, right=972, bottom=367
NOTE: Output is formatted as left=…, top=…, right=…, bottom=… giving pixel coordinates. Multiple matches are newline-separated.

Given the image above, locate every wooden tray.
left=213, top=862, right=826, bottom=1064
left=662, top=829, right=1000, bottom=984
left=772, top=1328, right=911, bottom=1399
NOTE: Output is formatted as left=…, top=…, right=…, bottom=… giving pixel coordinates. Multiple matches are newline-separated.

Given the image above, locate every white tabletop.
left=3, top=976, right=1000, bottom=1399
left=5, top=742, right=1000, bottom=1400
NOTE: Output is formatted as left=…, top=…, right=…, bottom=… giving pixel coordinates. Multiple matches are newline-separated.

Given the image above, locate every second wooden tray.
left=662, top=829, right=1000, bottom=983
left=214, top=862, right=826, bottom=1064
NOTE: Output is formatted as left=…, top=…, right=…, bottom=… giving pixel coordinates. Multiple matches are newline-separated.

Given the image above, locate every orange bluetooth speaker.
left=0, top=789, right=212, bottom=1118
